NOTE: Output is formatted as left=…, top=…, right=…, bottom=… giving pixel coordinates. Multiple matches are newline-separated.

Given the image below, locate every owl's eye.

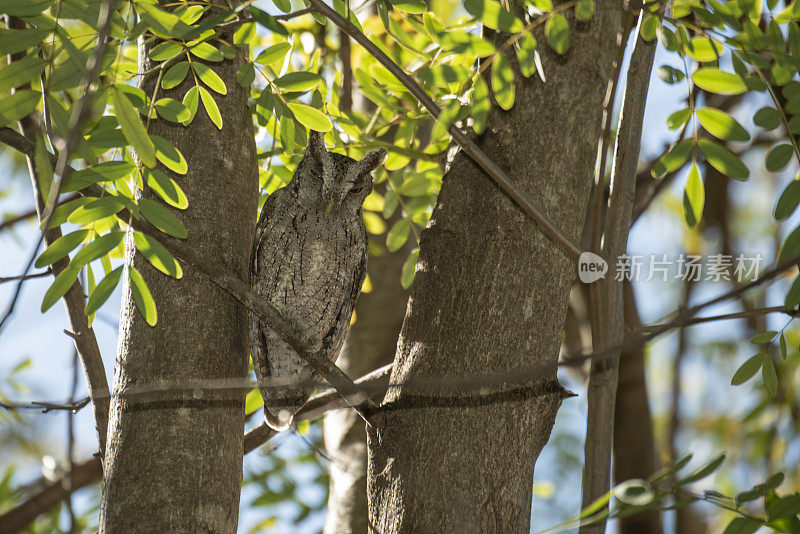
left=309, top=163, right=323, bottom=180
left=349, top=185, right=364, bottom=195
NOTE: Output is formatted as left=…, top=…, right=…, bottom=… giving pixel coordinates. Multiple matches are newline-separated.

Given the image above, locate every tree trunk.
left=99, top=23, right=258, bottom=531
left=366, top=2, right=624, bottom=530
left=323, top=245, right=409, bottom=534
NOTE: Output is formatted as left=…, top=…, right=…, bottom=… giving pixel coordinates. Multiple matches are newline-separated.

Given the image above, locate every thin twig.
left=306, top=0, right=582, bottom=259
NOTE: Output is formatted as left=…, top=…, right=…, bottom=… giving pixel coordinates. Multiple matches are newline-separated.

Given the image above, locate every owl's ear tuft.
left=357, top=148, right=387, bottom=174
left=306, top=130, right=327, bottom=161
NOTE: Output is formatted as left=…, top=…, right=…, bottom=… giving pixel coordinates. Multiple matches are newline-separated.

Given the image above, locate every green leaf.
left=129, top=266, right=157, bottom=326
left=545, top=14, right=570, bottom=54
left=575, top=0, right=595, bottom=20
left=236, top=63, right=255, bottom=88
left=255, top=42, right=291, bottom=65
left=286, top=103, right=332, bottom=132
left=71, top=231, right=125, bottom=268
left=464, top=0, right=524, bottom=32
left=188, top=41, right=223, bottom=62
left=67, top=197, right=126, bottom=225
left=515, top=32, right=537, bottom=78
left=139, top=198, right=188, bottom=239
left=491, top=53, right=515, bottom=110
left=751, top=331, right=778, bottom=344
left=41, top=266, right=80, bottom=312
left=162, top=61, right=190, bottom=90
left=0, top=53, right=46, bottom=93
left=0, top=0, right=52, bottom=17
left=775, top=180, right=800, bottom=220
left=684, top=164, right=704, bottom=227
left=667, top=108, right=692, bottom=130
left=35, top=230, right=89, bottom=268
left=198, top=85, right=222, bottom=129
left=765, top=144, right=794, bottom=172
left=0, top=89, right=41, bottom=127
left=651, top=139, right=693, bottom=178
left=181, top=85, right=199, bottom=126
left=145, top=169, right=188, bottom=209
left=274, top=71, right=321, bottom=92
left=134, top=231, right=182, bottom=278
left=192, top=62, right=227, bottom=94
left=154, top=98, right=191, bottom=123
left=245, top=388, right=264, bottom=415
left=111, top=85, right=156, bottom=168
left=437, top=31, right=495, bottom=57
left=34, top=134, right=53, bottom=199
left=678, top=454, right=726, bottom=485
left=136, top=2, right=191, bottom=39
left=471, top=76, right=490, bottom=134
left=149, top=42, right=182, bottom=62
left=273, top=0, right=291, bottom=13
left=416, top=65, right=469, bottom=86
left=697, top=138, right=749, bottom=181
left=692, top=68, right=747, bottom=95
left=779, top=223, right=800, bottom=264
left=754, top=106, right=781, bottom=129
left=762, top=356, right=778, bottom=396
left=387, top=218, right=411, bottom=252
left=685, top=36, right=724, bottom=62
left=85, top=266, right=123, bottom=316
left=63, top=161, right=135, bottom=192
left=731, top=352, right=765, bottom=385
left=151, top=135, right=188, bottom=175
left=785, top=274, right=800, bottom=310
left=401, top=248, right=419, bottom=289
left=0, top=28, right=48, bottom=56
left=389, top=0, right=427, bottom=14
left=696, top=107, right=750, bottom=141
left=722, top=517, right=762, bottom=534
left=780, top=332, right=788, bottom=360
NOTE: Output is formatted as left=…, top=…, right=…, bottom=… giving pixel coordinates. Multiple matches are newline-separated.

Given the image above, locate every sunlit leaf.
left=692, top=68, right=747, bottom=95
left=491, top=53, right=515, bottom=110
left=35, top=230, right=89, bottom=268
left=545, top=14, right=570, bottom=54
left=198, top=86, right=222, bottom=129
left=696, top=107, right=750, bottom=141
left=111, top=85, right=156, bottom=168
left=192, top=62, right=227, bottom=94
left=41, top=266, right=80, bottom=312
left=134, top=231, right=182, bottom=278
left=139, top=198, right=188, bottom=239
left=129, top=266, right=157, bottom=326
left=697, top=138, right=749, bottom=180
left=85, top=266, right=123, bottom=316
left=286, top=103, right=332, bottom=131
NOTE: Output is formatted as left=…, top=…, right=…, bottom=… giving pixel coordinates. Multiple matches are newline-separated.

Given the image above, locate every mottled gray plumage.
left=250, top=131, right=386, bottom=430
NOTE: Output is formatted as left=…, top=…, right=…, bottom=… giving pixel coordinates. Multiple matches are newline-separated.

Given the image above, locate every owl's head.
left=294, top=131, right=387, bottom=216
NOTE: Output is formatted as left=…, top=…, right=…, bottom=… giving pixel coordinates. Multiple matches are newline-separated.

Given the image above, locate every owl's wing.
left=321, top=246, right=367, bottom=360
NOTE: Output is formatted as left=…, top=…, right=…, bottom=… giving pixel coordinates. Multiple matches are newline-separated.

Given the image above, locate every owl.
left=249, top=130, right=386, bottom=431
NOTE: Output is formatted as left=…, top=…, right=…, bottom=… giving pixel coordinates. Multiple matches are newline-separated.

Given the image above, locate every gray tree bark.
left=99, top=22, right=258, bottom=532
left=365, top=1, right=624, bottom=530
left=323, top=246, right=409, bottom=534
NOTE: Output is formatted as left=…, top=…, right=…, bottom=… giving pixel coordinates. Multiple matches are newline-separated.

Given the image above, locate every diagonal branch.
left=0, top=364, right=393, bottom=534
left=306, top=0, right=582, bottom=259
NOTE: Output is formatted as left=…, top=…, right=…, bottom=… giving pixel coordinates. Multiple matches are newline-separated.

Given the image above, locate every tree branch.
left=0, top=364, right=393, bottom=533
left=306, top=0, right=582, bottom=259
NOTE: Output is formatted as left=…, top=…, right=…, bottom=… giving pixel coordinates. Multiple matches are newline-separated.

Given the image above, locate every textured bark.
left=366, top=2, right=624, bottom=530
left=99, top=21, right=258, bottom=532
left=323, top=246, right=409, bottom=534
left=613, top=282, right=662, bottom=534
